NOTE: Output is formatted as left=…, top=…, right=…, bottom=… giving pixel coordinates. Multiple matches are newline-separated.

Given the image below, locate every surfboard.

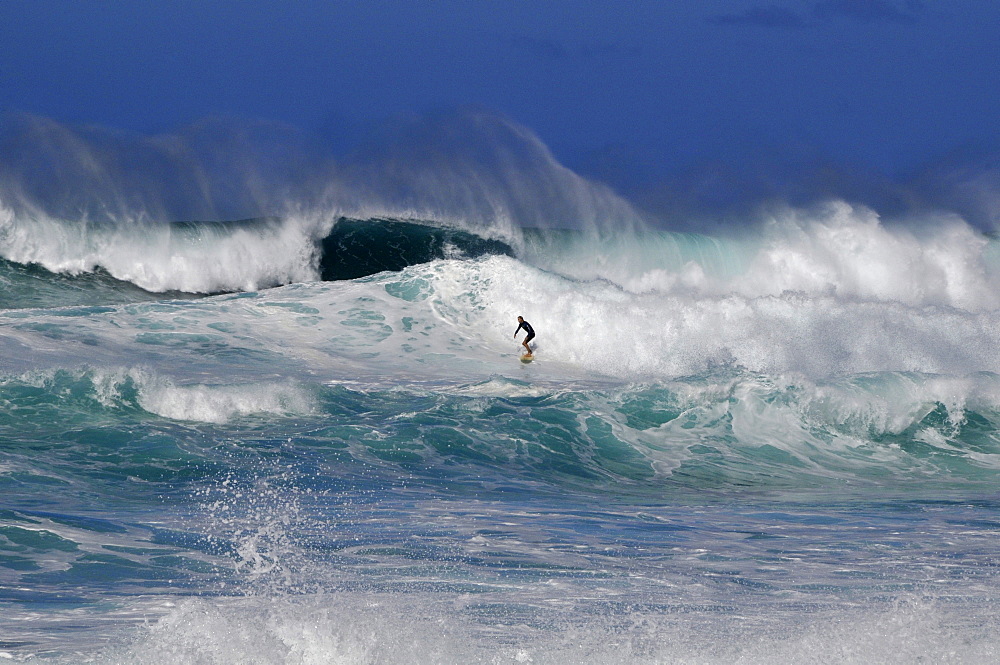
left=520, top=354, right=533, bottom=363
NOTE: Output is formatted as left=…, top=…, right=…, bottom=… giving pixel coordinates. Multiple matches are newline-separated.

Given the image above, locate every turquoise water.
left=2, top=211, right=1000, bottom=662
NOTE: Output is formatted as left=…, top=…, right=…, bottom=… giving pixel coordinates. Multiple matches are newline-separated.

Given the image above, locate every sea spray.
left=520, top=201, right=1000, bottom=309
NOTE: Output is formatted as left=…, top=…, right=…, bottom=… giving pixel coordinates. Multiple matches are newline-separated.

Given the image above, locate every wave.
left=4, top=200, right=1000, bottom=317
left=0, top=206, right=325, bottom=296
left=0, top=257, right=199, bottom=309
left=2, top=367, right=316, bottom=424
left=4, top=363, right=1000, bottom=493
left=0, top=208, right=518, bottom=306
left=522, top=201, right=1000, bottom=310
left=4, top=110, right=1000, bottom=312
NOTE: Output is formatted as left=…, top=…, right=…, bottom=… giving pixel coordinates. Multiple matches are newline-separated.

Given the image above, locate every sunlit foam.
left=521, top=201, right=1000, bottom=310
left=0, top=206, right=330, bottom=293
left=76, top=594, right=999, bottom=665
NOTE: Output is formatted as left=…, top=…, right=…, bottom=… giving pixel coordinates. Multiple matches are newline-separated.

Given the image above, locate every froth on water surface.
left=52, top=593, right=996, bottom=664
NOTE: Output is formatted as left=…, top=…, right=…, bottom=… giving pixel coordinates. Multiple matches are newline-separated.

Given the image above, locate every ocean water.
left=2, top=201, right=1000, bottom=663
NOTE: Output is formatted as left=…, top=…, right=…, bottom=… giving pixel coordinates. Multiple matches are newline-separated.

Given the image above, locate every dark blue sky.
left=2, top=1, right=999, bottom=223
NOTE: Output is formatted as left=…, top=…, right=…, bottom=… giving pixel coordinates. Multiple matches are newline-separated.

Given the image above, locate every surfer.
left=514, top=316, right=535, bottom=356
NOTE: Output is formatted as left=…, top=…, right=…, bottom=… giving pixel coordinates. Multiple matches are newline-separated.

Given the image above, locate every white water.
left=5, top=205, right=1000, bottom=387
left=53, top=594, right=989, bottom=665
left=0, top=203, right=330, bottom=292
left=521, top=202, right=1000, bottom=309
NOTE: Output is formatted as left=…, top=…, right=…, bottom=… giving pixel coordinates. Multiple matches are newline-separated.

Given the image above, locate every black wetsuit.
left=515, top=320, right=535, bottom=343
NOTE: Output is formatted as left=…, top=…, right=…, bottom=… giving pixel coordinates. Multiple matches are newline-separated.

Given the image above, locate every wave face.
left=319, top=217, right=513, bottom=281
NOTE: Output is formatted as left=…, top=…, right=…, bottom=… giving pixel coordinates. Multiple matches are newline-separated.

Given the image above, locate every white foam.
left=136, top=380, right=315, bottom=424
left=740, top=202, right=999, bottom=310
left=7, top=214, right=1000, bottom=389
left=415, top=252, right=1000, bottom=380
left=116, top=368, right=315, bottom=423
left=86, top=596, right=484, bottom=665
left=10, top=367, right=316, bottom=423
left=523, top=202, right=1000, bottom=312
left=0, top=202, right=330, bottom=293
left=58, top=594, right=999, bottom=665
